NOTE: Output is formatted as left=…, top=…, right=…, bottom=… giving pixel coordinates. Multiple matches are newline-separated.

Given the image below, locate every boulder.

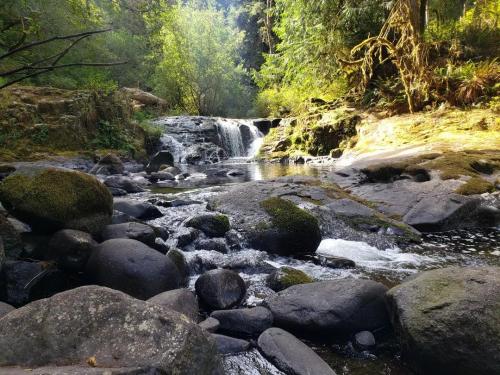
left=195, top=269, right=246, bottom=310
left=199, top=317, right=220, bottom=333
left=386, top=266, right=500, bottom=375
left=85, top=239, right=181, bottom=300
left=211, top=334, right=251, bottom=355
left=89, top=154, right=124, bottom=175
left=146, top=151, right=174, bottom=173
left=113, top=199, right=163, bottom=220
left=0, top=166, right=112, bottom=235
left=0, top=286, right=221, bottom=374
left=211, top=307, right=273, bottom=338
left=48, top=229, right=97, bottom=271
left=264, top=279, right=389, bottom=336
left=186, top=214, right=230, bottom=238
left=175, top=227, right=200, bottom=247
left=166, top=248, right=190, bottom=287
left=258, top=328, right=336, bottom=375
left=0, top=213, right=24, bottom=258
left=104, top=175, right=145, bottom=194
left=148, top=288, right=199, bottom=322
left=111, top=210, right=138, bottom=224
left=266, top=267, right=313, bottom=292
left=101, top=222, right=156, bottom=248
left=195, top=238, right=229, bottom=253
left=0, top=301, right=14, bottom=318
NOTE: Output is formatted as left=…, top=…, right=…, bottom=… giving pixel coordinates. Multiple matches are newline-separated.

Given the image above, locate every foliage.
left=91, top=120, right=133, bottom=152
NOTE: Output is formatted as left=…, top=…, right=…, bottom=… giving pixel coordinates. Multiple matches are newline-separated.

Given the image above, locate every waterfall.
left=215, top=118, right=264, bottom=158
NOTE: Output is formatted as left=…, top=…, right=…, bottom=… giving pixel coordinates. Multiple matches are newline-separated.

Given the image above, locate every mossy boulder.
left=186, top=214, right=230, bottom=238
left=0, top=166, right=113, bottom=235
left=267, top=267, right=313, bottom=292
left=387, top=266, right=500, bottom=375
left=455, top=177, right=495, bottom=195
left=252, top=197, right=321, bottom=255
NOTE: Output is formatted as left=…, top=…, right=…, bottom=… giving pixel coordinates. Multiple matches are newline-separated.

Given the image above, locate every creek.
left=139, top=117, right=499, bottom=375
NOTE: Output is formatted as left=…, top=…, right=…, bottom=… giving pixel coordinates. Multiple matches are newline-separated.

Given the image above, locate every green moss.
left=261, top=197, right=319, bottom=234
left=455, top=177, right=495, bottom=195
left=214, top=214, right=230, bottom=232
left=0, top=168, right=113, bottom=234
left=279, top=267, right=313, bottom=288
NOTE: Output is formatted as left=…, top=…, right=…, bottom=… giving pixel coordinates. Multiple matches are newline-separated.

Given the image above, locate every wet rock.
left=353, top=331, right=376, bottom=351
left=0, top=166, right=113, bottom=235
left=264, top=279, right=389, bottom=337
left=104, top=175, right=145, bottom=194
left=163, top=166, right=182, bottom=175
left=212, top=334, right=251, bottom=354
left=0, top=301, right=15, bottom=318
left=89, top=154, right=124, bottom=175
left=258, top=328, right=336, bottom=375
left=225, top=229, right=243, bottom=251
left=199, top=317, right=220, bottom=333
left=166, top=248, right=189, bottom=287
left=146, top=151, right=174, bottom=173
left=113, top=199, right=163, bottom=220
left=0, top=286, right=221, bottom=374
left=387, top=266, right=500, bottom=375
left=85, top=239, right=181, bottom=299
left=227, top=169, right=245, bottom=177
left=48, top=229, right=97, bottom=271
left=101, top=222, right=156, bottom=248
left=266, top=267, right=313, bottom=292
left=148, top=288, right=199, bottom=322
left=195, top=238, right=230, bottom=253
left=0, top=213, right=24, bottom=258
left=316, top=255, right=356, bottom=269
left=107, top=187, right=127, bottom=196
left=195, top=269, right=246, bottom=310
left=186, top=214, right=230, bottom=238
left=185, top=143, right=228, bottom=165
left=152, top=198, right=203, bottom=208
left=211, top=307, right=273, bottom=338
left=111, top=210, right=138, bottom=224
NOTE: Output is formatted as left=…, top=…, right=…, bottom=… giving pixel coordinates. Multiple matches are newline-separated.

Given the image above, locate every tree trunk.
left=419, top=0, right=428, bottom=34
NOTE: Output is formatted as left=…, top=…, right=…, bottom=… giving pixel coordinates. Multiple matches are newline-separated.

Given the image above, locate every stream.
left=136, top=117, right=499, bottom=374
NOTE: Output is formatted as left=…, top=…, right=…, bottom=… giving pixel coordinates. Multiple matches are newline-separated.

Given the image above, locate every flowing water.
left=141, top=117, right=499, bottom=374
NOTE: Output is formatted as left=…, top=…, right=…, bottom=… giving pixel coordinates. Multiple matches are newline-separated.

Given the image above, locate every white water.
left=316, top=238, right=437, bottom=272
left=216, top=118, right=263, bottom=158
left=160, top=134, right=186, bottom=164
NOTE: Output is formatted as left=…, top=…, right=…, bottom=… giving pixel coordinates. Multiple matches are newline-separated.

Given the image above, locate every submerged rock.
left=387, top=266, right=500, bottom=375
left=85, top=239, right=181, bottom=299
left=195, top=269, right=246, bottom=310
left=0, top=166, right=113, bottom=235
left=0, top=286, right=221, bottom=374
left=258, top=328, right=336, bottom=375
left=264, top=279, right=389, bottom=337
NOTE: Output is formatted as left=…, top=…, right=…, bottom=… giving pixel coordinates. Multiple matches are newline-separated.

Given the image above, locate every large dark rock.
left=101, top=222, right=156, bottom=248
left=211, top=307, right=273, bottom=338
left=264, top=279, right=389, bottom=337
left=0, top=166, right=113, bottom=235
left=148, top=288, right=199, bottom=322
left=85, top=239, right=181, bottom=300
left=104, top=175, right=145, bottom=194
left=166, top=249, right=190, bottom=287
left=195, top=269, right=246, bottom=310
left=1, top=261, right=73, bottom=307
left=186, top=214, right=230, bottom=238
left=0, top=214, right=24, bottom=258
left=211, top=334, right=250, bottom=355
left=113, top=199, right=163, bottom=220
left=146, top=151, right=174, bottom=173
left=258, top=328, right=336, bottom=375
left=89, top=154, right=124, bottom=175
left=48, top=229, right=97, bottom=272
left=0, top=286, right=221, bottom=374
left=387, top=266, right=500, bottom=375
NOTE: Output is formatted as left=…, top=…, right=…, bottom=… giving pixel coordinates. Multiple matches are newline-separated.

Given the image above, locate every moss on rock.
left=455, top=177, right=495, bottom=195
left=186, top=214, right=230, bottom=238
left=256, top=197, right=321, bottom=255
left=0, top=167, right=113, bottom=234
left=267, top=266, right=313, bottom=292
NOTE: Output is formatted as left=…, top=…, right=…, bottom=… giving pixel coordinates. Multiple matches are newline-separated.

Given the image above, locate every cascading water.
left=154, top=116, right=264, bottom=163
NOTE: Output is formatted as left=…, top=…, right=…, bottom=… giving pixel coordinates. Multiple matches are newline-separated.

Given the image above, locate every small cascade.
left=215, top=118, right=264, bottom=158
left=160, top=134, right=186, bottom=164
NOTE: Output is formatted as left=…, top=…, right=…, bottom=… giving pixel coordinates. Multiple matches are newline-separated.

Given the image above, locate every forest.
left=1, top=0, right=498, bottom=117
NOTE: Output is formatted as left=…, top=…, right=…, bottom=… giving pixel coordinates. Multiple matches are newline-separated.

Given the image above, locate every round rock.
left=48, top=229, right=97, bottom=271
left=101, top=222, right=156, bottom=248
left=85, top=239, right=181, bottom=299
left=195, top=269, right=246, bottom=310
left=148, top=288, right=199, bottom=322
left=211, top=306, right=273, bottom=337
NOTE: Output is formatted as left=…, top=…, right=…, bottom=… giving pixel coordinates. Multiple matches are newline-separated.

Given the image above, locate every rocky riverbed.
left=0, top=116, right=498, bottom=375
